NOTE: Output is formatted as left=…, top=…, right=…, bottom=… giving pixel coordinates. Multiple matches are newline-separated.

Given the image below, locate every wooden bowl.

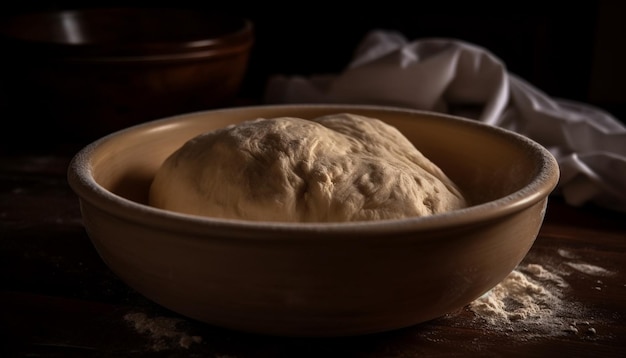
left=67, top=104, right=560, bottom=337
left=0, top=7, right=253, bottom=146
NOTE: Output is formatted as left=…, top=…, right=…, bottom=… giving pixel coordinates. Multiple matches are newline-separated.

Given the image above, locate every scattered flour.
left=469, top=266, right=560, bottom=328
left=565, top=262, right=615, bottom=276
left=468, top=262, right=599, bottom=340
left=124, top=312, right=203, bottom=351
left=557, top=249, right=578, bottom=259
left=524, top=263, right=569, bottom=288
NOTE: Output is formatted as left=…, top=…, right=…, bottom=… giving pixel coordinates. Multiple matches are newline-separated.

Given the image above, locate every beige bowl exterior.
left=67, top=104, right=559, bottom=337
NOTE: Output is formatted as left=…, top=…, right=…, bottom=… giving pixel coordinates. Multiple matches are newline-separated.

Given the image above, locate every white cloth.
left=264, top=30, right=626, bottom=213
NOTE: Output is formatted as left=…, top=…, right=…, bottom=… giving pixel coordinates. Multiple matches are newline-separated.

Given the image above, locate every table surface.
left=1, top=145, right=625, bottom=358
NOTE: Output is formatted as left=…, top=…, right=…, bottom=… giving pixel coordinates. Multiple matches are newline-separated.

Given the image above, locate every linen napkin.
left=264, top=30, right=626, bottom=213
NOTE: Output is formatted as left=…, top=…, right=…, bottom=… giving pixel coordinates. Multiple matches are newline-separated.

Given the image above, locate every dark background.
left=3, top=0, right=626, bottom=123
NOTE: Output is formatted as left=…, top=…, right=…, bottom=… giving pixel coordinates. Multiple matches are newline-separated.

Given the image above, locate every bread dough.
left=149, top=113, right=467, bottom=222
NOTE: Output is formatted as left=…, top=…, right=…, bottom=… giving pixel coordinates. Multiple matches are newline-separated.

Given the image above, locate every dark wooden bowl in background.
left=0, top=7, right=254, bottom=148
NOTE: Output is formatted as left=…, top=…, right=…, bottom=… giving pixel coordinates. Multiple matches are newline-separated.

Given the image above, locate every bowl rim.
left=67, top=104, right=560, bottom=239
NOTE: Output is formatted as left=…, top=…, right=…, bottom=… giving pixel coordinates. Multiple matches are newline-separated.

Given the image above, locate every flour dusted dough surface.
left=149, top=113, right=467, bottom=222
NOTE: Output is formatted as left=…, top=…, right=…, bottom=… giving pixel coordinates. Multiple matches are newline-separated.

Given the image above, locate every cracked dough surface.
left=149, top=113, right=467, bottom=222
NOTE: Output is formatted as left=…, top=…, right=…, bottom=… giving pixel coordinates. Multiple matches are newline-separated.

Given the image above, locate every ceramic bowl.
left=67, top=104, right=559, bottom=337
left=0, top=7, right=253, bottom=146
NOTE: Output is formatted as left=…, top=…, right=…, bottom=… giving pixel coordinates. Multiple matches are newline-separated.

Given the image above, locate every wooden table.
left=1, top=146, right=625, bottom=357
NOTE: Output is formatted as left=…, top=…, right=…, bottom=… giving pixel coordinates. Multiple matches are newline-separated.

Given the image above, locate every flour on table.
left=124, top=312, right=202, bottom=351
left=469, top=265, right=561, bottom=327
left=557, top=248, right=577, bottom=259
left=565, top=262, right=615, bottom=276
left=468, top=262, right=598, bottom=340
left=524, top=263, right=568, bottom=288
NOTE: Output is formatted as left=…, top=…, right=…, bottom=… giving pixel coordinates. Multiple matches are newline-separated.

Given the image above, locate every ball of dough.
left=149, top=113, right=467, bottom=222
